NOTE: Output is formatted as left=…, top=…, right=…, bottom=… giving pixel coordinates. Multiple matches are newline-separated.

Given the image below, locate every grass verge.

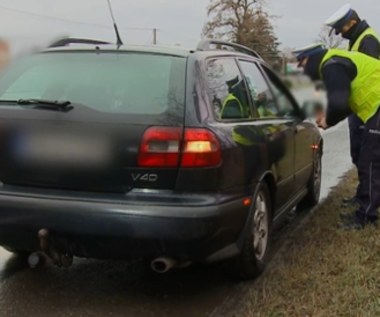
left=235, top=169, right=380, bottom=317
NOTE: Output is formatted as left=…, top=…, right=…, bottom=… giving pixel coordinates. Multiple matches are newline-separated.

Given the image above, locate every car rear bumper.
left=0, top=187, right=250, bottom=262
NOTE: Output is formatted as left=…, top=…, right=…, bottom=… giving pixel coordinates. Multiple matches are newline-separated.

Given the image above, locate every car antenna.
left=107, top=0, right=123, bottom=46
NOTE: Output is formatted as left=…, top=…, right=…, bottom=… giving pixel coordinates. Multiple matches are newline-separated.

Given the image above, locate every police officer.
left=325, top=4, right=380, bottom=208
left=293, top=43, right=380, bottom=229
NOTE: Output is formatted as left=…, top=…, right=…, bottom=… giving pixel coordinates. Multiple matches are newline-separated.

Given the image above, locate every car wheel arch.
left=260, top=173, right=276, bottom=217
left=230, top=179, right=273, bottom=279
left=238, top=172, right=276, bottom=246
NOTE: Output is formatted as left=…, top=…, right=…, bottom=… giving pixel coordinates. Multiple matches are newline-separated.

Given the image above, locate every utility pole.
left=282, top=53, right=287, bottom=75
left=153, top=28, right=157, bottom=45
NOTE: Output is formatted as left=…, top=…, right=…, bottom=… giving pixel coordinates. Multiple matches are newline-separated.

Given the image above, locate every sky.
left=1, top=0, right=380, bottom=55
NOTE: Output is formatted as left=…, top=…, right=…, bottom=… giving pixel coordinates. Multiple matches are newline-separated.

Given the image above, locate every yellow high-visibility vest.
left=320, top=49, right=380, bottom=123
left=350, top=27, right=380, bottom=58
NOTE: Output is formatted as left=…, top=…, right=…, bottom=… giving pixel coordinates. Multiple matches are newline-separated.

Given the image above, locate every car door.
left=204, top=56, right=263, bottom=192
left=237, top=59, right=296, bottom=211
left=259, top=64, right=315, bottom=194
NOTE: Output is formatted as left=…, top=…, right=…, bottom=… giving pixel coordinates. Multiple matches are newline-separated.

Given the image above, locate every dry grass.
left=238, top=169, right=380, bottom=317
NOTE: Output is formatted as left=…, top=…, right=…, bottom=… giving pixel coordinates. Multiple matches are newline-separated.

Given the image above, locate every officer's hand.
left=316, top=115, right=328, bottom=130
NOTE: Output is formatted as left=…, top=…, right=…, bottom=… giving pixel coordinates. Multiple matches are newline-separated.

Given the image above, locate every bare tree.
left=203, top=0, right=261, bottom=41
left=203, top=0, right=280, bottom=65
left=317, top=26, right=346, bottom=48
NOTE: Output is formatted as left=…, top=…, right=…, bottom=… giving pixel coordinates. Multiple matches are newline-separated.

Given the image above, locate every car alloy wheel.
left=226, top=182, right=272, bottom=280
left=252, top=190, right=269, bottom=261
left=312, top=151, right=322, bottom=199
left=297, top=149, right=322, bottom=212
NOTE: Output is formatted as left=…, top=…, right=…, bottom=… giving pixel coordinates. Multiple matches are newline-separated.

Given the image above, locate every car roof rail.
left=48, top=38, right=111, bottom=48
left=196, top=39, right=262, bottom=59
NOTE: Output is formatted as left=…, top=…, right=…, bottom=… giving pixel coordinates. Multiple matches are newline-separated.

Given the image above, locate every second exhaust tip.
left=150, top=257, right=176, bottom=273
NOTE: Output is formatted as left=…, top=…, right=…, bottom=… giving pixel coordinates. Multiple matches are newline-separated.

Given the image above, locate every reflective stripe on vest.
left=350, top=27, right=380, bottom=58
left=221, top=93, right=245, bottom=117
left=320, top=49, right=380, bottom=123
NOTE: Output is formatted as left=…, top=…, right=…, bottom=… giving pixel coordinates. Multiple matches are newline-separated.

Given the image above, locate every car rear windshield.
left=0, top=51, right=186, bottom=115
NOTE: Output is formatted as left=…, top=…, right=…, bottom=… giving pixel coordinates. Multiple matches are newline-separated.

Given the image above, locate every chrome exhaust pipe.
left=150, top=257, right=177, bottom=273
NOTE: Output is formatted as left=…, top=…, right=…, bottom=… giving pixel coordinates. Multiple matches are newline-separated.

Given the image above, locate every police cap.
left=292, top=43, right=326, bottom=65
left=324, top=4, right=358, bottom=35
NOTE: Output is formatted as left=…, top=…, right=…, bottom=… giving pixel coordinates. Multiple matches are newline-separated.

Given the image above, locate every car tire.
left=227, top=182, right=272, bottom=280
left=297, top=149, right=322, bottom=212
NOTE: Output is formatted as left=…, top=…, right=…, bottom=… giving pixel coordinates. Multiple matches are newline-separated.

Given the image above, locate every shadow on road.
left=0, top=255, right=236, bottom=317
left=0, top=209, right=313, bottom=317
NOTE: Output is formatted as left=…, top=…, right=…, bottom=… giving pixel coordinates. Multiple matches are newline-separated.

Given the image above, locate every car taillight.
left=181, top=128, right=221, bottom=167
left=138, top=127, right=181, bottom=167
left=138, top=127, right=221, bottom=168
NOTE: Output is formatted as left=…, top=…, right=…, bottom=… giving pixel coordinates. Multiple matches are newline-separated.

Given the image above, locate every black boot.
left=338, top=214, right=378, bottom=230
left=339, top=210, right=356, bottom=221
left=338, top=217, right=364, bottom=230
left=341, top=196, right=358, bottom=208
left=340, top=209, right=379, bottom=222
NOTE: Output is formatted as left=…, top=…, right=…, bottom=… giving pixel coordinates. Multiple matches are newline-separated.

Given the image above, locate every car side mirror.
left=301, top=99, right=325, bottom=119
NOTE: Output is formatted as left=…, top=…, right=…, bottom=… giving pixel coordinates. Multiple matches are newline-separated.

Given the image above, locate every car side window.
left=238, top=60, right=279, bottom=119
left=206, top=58, right=251, bottom=120
left=260, top=65, right=298, bottom=118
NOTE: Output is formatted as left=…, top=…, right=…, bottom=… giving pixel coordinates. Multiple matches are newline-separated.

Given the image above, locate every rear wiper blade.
left=17, top=99, right=72, bottom=111
left=0, top=99, right=73, bottom=111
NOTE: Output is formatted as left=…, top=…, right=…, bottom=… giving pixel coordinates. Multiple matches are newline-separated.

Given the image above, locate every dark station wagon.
left=0, top=39, right=322, bottom=279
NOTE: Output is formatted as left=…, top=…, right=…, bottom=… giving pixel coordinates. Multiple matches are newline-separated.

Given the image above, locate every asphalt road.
left=0, top=87, right=354, bottom=317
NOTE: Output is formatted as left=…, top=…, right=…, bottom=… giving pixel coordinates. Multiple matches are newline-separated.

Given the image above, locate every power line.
left=159, top=30, right=200, bottom=44
left=0, top=5, right=201, bottom=46
left=0, top=4, right=152, bottom=31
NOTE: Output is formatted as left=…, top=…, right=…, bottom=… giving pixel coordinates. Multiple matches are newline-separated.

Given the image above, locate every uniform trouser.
left=356, top=107, right=380, bottom=222
left=349, top=114, right=364, bottom=167
left=348, top=114, right=365, bottom=198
